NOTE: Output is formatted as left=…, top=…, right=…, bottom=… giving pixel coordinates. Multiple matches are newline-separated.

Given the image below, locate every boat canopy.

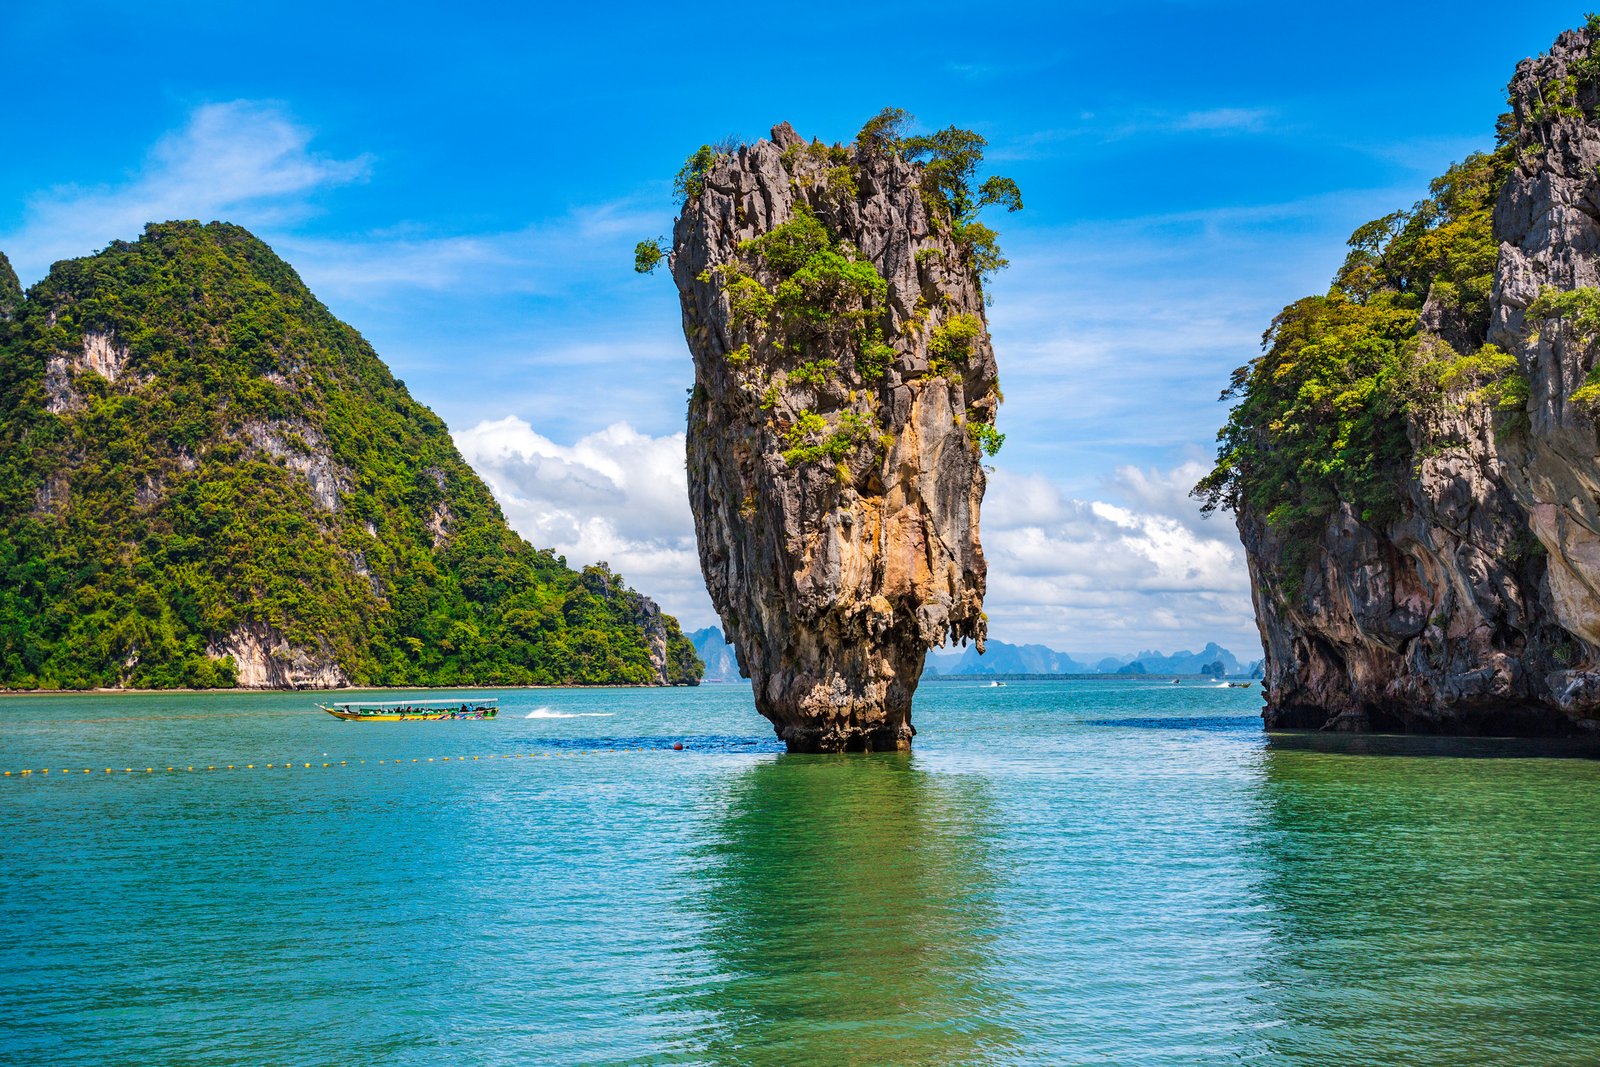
left=331, top=697, right=499, bottom=710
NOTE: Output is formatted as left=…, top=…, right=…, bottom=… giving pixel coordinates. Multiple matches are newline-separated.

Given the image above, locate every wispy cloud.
left=946, top=62, right=1008, bottom=80
left=4, top=101, right=370, bottom=282
left=1172, top=107, right=1273, bottom=133
left=988, top=104, right=1279, bottom=161
left=1, top=99, right=660, bottom=303
left=978, top=188, right=1418, bottom=487
left=272, top=197, right=662, bottom=302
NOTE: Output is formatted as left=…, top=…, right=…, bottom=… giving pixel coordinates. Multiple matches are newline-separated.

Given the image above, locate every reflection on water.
left=1267, top=729, right=1600, bottom=760
left=7, top=685, right=1600, bottom=1064
left=664, top=754, right=1018, bottom=1065
left=1254, top=740, right=1600, bottom=1066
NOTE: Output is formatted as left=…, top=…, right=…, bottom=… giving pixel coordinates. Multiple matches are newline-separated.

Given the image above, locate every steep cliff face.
left=1212, top=23, right=1600, bottom=734
left=0, top=222, right=701, bottom=690
left=1491, top=29, right=1600, bottom=683
left=669, top=122, right=1002, bottom=750
left=1241, top=405, right=1577, bottom=733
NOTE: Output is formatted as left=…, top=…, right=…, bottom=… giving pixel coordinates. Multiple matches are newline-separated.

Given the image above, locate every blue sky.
left=1, top=1, right=1587, bottom=658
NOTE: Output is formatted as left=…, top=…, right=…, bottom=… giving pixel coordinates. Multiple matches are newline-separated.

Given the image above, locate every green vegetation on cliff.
left=0, top=222, right=701, bottom=689
left=855, top=107, right=1023, bottom=283
left=637, top=107, right=1022, bottom=289
left=0, top=252, right=20, bottom=322
left=642, top=114, right=1017, bottom=469
left=1195, top=149, right=1525, bottom=538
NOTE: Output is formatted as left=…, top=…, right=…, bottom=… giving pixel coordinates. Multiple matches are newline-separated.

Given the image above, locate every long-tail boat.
left=317, top=698, right=499, bottom=721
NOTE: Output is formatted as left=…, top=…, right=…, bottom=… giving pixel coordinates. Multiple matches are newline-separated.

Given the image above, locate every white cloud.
left=5, top=101, right=369, bottom=282
left=1108, top=459, right=1221, bottom=539
left=273, top=198, right=663, bottom=302
left=453, top=416, right=715, bottom=629
left=978, top=467, right=1259, bottom=657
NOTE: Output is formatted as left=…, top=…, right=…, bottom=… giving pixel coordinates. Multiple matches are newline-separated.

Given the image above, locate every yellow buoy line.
left=1, top=748, right=664, bottom=779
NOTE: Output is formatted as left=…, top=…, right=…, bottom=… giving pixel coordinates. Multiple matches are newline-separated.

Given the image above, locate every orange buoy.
left=673, top=742, right=684, bottom=751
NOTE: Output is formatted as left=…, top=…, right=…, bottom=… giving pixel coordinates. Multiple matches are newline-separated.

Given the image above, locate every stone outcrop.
left=237, top=418, right=352, bottom=512
left=670, top=122, right=998, bottom=751
left=1491, top=29, right=1600, bottom=666
left=207, top=623, right=349, bottom=689
left=1244, top=406, right=1578, bottom=733
left=1244, top=25, right=1600, bottom=734
left=631, top=591, right=682, bottom=686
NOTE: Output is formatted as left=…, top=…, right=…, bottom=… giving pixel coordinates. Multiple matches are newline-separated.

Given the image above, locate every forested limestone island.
left=638, top=111, right=1019, bottom=751
left=0, top=224, right=702, bottom=690
left=1198, top=19, right=1600, bottom=735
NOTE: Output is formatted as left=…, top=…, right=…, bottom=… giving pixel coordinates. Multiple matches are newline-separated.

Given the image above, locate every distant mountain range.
left=689, top=628, right=1261, bottom=681
left=924, top=640, right=1093, bottom=675
left=689, top=627, right=742, bottom=682
left=926, top=639, right=1248, bottom=677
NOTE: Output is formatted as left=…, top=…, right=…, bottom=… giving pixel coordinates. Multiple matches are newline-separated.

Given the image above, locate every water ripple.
left=1, top=681, right=1597, bottom=1064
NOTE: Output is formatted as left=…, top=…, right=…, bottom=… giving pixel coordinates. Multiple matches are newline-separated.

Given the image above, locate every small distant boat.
left=1170, top=679, right=1181, bottom=685
left=989, top=681, right=1007, bottom=688
left=1227, top=682, right=1253, bottom=689
left=317, top=698, right=498, bottom=721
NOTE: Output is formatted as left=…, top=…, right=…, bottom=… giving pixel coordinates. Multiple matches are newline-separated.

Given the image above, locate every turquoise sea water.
left=3, top=679, right=1599, bottom=1065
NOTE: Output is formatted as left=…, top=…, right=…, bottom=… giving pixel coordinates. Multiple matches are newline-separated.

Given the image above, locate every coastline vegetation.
left=1195, top=148, right=1527, bottom=546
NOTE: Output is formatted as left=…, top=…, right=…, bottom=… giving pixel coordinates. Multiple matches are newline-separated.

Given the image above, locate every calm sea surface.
left=2, top=679, right=1598, bottom=1065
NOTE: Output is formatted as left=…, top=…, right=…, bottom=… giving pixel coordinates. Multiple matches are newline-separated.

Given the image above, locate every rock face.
left=1243, top=409, right=1576, bottom=733
left=1240, top=25, right=1600, bottom=734
left=1492, top=29, right=1600, bottom=677
left=670, top=123, right=998, bottom=751
left=207, top=622, right=349, bottom=689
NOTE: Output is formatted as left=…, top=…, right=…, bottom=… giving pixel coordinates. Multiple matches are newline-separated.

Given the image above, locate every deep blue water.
left=2, top=679, right=1598, bottom=1065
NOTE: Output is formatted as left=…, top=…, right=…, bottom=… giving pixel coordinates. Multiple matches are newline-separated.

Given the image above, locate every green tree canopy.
left=1195, top=149, right=1524, bottom=554
left=0, top=222, right=701, bottom=689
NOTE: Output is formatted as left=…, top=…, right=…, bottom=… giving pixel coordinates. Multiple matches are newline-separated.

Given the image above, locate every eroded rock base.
left=776, top=721, right=914, bottom=754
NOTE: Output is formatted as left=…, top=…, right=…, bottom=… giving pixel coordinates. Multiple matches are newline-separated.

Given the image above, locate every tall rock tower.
left=664, top=119, right=1012, bottom=751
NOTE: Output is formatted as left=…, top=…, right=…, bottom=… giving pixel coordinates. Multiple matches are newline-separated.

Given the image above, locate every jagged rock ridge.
left=670, top=122, right=1002, bottom=750
left=1216, top=23, right=1600, bottom=734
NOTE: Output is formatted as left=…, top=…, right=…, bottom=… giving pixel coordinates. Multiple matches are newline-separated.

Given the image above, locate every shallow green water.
left=2, top=680, right=1598, bottom=1065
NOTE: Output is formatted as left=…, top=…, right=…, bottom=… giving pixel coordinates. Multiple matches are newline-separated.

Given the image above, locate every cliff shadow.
left=1265, top=729, right=1600, bottom=760
left=659, top=754, right=1019, bottom=1065
left=1247, top=741, right=1600, bottom=1064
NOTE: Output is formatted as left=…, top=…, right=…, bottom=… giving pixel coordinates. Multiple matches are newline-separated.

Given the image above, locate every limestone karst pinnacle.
left=668, top=120, right=1005, bottom=751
